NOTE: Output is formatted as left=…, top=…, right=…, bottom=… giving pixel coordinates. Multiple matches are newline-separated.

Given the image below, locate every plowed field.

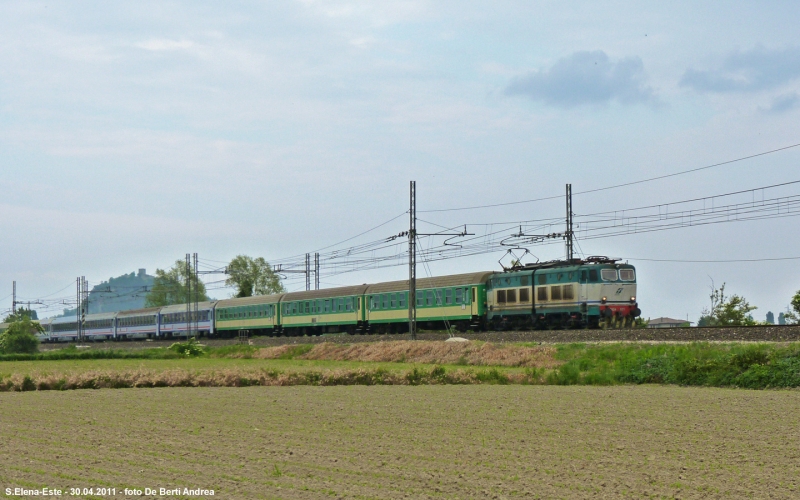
left=1, top=386, right=798, bottom=499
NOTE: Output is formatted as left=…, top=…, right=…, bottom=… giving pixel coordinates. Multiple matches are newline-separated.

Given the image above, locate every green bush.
left=0, top=318, right=41, bottom=354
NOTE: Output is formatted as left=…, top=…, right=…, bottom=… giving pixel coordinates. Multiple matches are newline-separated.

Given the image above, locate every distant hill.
left=57, top=269, right=155, bottom=317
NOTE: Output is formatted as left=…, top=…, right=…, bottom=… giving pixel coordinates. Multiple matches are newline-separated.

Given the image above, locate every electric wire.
left=419, top=142, right=800, bottom=213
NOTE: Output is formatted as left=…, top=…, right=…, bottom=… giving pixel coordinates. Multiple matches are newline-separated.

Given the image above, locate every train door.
left=470, top=287, right=478, bottom=316
left=579, top=270, right=589, bottom=312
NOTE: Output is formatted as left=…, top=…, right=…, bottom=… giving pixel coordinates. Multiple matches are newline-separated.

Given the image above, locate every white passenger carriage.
left=115, top=307, right=160, bottom=340
left=159, top=301, right=216, bottom=338
left=50, top=316, right=80, bottom=342
left=83, top=312, right=116, bottom=341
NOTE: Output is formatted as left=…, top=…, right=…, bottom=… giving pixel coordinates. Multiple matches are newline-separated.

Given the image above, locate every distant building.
left=779, top=313, right=786, bottom=325
left=647, top=317, right=693, bottom=328
left=766, top=311, right=775, bottom=324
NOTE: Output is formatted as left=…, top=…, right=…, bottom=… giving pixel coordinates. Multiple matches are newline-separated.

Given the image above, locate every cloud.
left=504, top=50, right=655, bottom=107
left=765, top=92, right=799, bottom=113
left=135, top=39, right=195, bottom=51
left=680, top=46, right=800, bottom=92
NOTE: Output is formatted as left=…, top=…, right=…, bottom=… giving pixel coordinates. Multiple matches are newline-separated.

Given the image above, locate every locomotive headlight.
left=630, top=296, right=636, bottom=302
left=601, top=296, right=607, bottom=303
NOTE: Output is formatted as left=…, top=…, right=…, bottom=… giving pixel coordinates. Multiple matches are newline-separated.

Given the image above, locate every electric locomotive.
left=486, top=257, right=640, bottom=329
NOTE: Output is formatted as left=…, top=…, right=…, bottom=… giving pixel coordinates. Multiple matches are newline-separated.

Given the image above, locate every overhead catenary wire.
left=419, top=142, right=800, bottom=213
left=623, top=256, right=800, bottom=263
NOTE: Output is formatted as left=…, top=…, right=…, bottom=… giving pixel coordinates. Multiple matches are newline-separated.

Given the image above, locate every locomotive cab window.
left=601, top=269, right=618, bottom=281
left=589, top=269, right=598, bottom=282
left=619, top=269, right=635, bottom=281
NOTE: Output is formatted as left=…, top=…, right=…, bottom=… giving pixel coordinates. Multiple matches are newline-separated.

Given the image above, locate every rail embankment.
left=35, top=324, right=800, bottom=351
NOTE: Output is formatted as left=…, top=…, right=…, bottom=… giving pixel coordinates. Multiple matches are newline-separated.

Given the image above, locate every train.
left=0, top=257, right=640, bottom=342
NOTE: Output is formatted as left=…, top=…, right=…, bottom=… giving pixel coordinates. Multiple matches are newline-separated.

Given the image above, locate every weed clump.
left=168, top=339, right=206, bottom=357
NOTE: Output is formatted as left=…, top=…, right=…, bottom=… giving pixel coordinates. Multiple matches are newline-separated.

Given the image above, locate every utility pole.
left=409, top=180, right=417, bottom=340
left=12, top=281, right=16, bottom=314
left=314, top=253, right=320, bottom=290
left=305, top=253, right=311, bottom=291
left=75, top=276, right=86, bottom=342
left=566, top=184, right=574, bottom=261
left=185, top=253, right=191, bottom=338
left=193, top=252, right=199, bottom=337
left=81, top=276, right=88, bottom=342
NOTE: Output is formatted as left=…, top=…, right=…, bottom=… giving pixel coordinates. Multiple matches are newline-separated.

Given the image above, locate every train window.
left=357, top=297, right=361, bottom=310
left=390, top=294, right=397, bottom=308
left=496, top=290, right=507, bottom=304
left=601, top=269, right=618, bottom=281
left=435, top=290, right=443, bottom=306
left=416, top=294, right=424, bottom=306
left=619, top=269, right=635, bottom=281
left=445, top=288, right=453, bottom=305
left=380, top=294, right=387, bottom=309
left=472, top=287, right=476, bottom=303
left=426, top=290, right=434, bottom=306
left=304, top=302, right=310, bottom=314
left=507, top=289, right=517, bottom=303
left=455, top=288, right=463, bottom=304
left=399, top=293, right=406, bottom=308
left=551, top=286, right=562, bottom=300
left=589, top=269, right=598, bottom=282
left=538, top=275, right=546, bottom=285
left=519, top=288, right=530, bottom=302
left=369, top=296, right=376, bottom=310
left=345, top=298, right=352, bottom=312
left=563, top=285, right=574, bottom=300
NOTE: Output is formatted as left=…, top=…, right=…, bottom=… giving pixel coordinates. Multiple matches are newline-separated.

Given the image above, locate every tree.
left=784, top=290, right=800, bottom=324
left=0, top=317, right=41, bottom=354
left=225, top=255, right=285, bottom=298
left=700, top=282, right=757, bottom=327
left=144, top=260, right=210, bottom=307
left=3, top=307, right=38, bottom=323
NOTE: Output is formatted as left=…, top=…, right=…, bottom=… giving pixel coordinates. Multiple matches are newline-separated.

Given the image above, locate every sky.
left=1, top=1, right=799, bottom=322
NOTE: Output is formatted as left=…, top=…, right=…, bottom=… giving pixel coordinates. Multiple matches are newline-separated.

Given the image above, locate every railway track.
left=36, top=325, right=800, bottom=351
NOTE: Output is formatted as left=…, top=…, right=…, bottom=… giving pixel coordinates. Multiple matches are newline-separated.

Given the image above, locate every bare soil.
left=1, top=386, right=799, bottom=499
